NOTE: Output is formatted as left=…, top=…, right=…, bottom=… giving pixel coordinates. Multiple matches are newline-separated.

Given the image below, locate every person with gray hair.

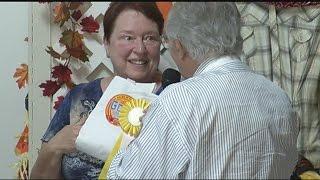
left=107, top=2, right=299, bottom=179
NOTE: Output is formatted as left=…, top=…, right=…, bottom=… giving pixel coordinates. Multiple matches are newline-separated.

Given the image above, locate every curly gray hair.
left=165, top=2, right=243, bottom=63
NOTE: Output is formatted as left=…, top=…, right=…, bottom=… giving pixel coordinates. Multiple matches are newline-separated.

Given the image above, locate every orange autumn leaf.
left=15, top=125, right=28, bottom=155
left=13, top=64, right=28, bottom=89
left=156, top=2, right=173, bottom=22
left=53, top=2, right=70, bottom=27
left=53, top=3, right=63, bottom=22
left=59, top=29, right=84, bottom=48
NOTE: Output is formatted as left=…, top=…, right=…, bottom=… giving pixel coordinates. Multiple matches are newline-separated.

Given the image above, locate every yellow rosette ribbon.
left=300, top=171, right=320, bottom=180
left=118, top=98, right=150, bottom=137
left=98, top=98, right=150, bottom=179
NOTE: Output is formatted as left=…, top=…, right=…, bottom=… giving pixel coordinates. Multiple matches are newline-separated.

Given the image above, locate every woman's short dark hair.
left=103, top=2, right=164, bottom=41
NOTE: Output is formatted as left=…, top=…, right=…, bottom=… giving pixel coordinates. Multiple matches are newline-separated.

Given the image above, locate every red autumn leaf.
left=53, top=2, right=70, bottom=27
left=15, top=125, right=28, bottom=155
left=69, top=2, right=83, bottom=10
left=71, top=10, right=82, bottom=21
left=53, top=96, right=65, bottom=110
left=45, top=46, right=62, bottom=59
left=80, top=15, right=100, bottom=33
left=59, top=29, right=84, bottom=48
left=13, top=64, right=28, bottom=89
left=52, top=64, right=72, bottom=83
left=39, top=80, right=61, bottom=97
left=66, top=46, right=89, bottom=62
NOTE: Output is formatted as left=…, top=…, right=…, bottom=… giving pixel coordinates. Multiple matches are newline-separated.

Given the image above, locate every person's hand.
left=46, top=117, right=86, bottom=155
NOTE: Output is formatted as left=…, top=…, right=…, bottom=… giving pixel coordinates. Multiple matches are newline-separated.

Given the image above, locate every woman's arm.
left=30, top=85, right=76, bottom=179
left=30, top=119, right=85, bottom=179
left=30, top=143, right=63, bottom=179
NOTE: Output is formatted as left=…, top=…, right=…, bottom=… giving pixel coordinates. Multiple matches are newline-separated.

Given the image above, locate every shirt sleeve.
left=108, top=84, right=195, bottom=179
left=41, top=90, right=72, bottom=142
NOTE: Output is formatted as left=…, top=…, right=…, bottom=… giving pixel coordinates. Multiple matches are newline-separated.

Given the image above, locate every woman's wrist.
left=43, top=142, right=64, bottom=157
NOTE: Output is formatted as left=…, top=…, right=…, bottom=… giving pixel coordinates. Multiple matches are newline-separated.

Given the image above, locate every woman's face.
left=105, top=9, right=161, bottom=83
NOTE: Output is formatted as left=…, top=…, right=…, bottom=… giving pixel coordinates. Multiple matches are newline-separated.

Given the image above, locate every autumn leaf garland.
left=39, top=2, right=100, bottom=109
left=11, top=2, right=100, bottom=179
left=12, top=64, right=29, bottom=180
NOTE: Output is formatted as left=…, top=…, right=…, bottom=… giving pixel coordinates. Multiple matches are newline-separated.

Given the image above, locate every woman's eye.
left=144, top=35, right=158, bottom=41
left=121, top=35, right=133, bottom=41
left=145, top=36, right=153, bottom=41
left=125, top=36, right=132, bottom=40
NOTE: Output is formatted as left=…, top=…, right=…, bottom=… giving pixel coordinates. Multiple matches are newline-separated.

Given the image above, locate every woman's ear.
left=104, top=39, right=110, bottom=58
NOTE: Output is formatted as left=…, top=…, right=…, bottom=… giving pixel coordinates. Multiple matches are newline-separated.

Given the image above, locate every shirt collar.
left=194, top=55, right=240, bottom=76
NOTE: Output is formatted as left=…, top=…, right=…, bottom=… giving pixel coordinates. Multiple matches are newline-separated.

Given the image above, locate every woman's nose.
left=133, top=38, right=147, bottom=54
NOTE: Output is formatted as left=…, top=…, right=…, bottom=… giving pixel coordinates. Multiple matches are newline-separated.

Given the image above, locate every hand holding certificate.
left=75, top=76, right=158, bottom=161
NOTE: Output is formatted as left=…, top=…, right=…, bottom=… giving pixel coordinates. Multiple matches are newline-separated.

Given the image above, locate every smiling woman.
left=30, top=2, right=165, bottom=179
left=104, top=9, right=161, bottom=83
left=103, top=4, right=163, bottom=83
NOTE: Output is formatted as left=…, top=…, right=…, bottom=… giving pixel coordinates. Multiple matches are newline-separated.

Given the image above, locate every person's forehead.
left=113, top=9, right=158, bottom=32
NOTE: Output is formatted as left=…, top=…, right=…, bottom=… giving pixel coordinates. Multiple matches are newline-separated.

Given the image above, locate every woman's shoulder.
left=68, top=78, right=104, bottom=98
left=100, top=76, right=114, bottom=92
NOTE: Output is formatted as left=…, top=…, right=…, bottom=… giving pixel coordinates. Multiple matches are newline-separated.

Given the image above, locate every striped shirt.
left=108, top=56, right=299, bottom=179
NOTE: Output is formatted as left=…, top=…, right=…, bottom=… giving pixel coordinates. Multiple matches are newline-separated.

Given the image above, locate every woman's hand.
left=46, top=117, right=86, bottom=155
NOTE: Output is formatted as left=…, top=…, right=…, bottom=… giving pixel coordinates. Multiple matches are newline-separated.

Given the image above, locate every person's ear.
left=172, top=39, right=187, bottom=61
left=104, top=39, right=110, bottom=58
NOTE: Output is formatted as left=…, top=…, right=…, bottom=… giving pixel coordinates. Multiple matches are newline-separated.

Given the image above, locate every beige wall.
left=0, top=2, right=29, bottom=178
